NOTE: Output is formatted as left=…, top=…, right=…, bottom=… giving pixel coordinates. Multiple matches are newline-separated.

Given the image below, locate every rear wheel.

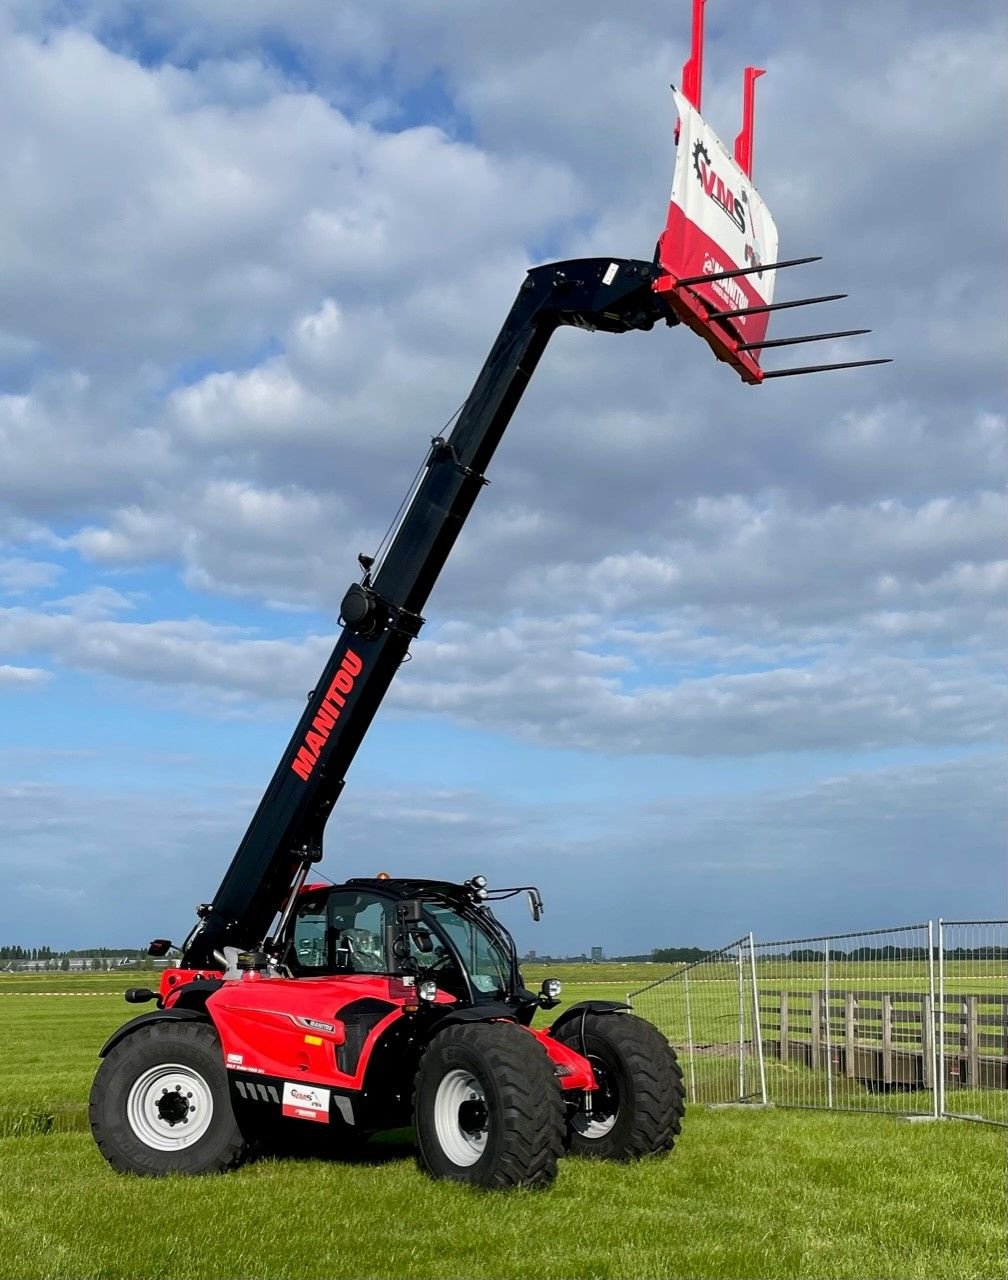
left=89, top=1021, right=247, bottom=1175
left=413, top=1022, right=564, bottom=1189
left=553, top=1012, right=684, bottom=1160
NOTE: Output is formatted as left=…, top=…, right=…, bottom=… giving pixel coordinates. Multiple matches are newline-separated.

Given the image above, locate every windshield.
left=424, top=903, right=512, bottom=996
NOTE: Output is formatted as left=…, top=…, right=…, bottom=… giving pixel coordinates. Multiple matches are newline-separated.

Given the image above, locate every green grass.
left=0, top=1110, right=1002, bottom=1279
left=0, top=969, right=1004, bottom=1279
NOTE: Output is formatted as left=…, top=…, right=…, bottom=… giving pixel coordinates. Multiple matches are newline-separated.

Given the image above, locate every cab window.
left=289, top=896, right=328, bottom=973
left=329, top=892, right=389, bottom=974
left=287, top=890, right=394, bottom=975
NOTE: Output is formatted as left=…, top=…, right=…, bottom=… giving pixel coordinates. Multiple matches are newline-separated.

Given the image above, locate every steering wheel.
left=418, top=945, right=456, bottom=975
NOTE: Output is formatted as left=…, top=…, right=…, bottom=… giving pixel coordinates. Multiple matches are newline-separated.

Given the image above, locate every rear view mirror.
left=527, top=890, right=543, bottom=922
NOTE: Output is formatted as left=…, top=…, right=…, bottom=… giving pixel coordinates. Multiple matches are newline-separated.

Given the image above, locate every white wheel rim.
left=126, top=1062, right=215, bottom=1151
left=433, top=1068, right=489, bottom=1167
left=572, top=1109, right=618, bottom=1139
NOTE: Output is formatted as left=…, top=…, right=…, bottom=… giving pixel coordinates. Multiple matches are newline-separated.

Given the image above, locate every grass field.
left=0, top=968, right=1005, bottom=1279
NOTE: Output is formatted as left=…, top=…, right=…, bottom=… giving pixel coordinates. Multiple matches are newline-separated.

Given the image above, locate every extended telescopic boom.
left=179, top=257, right=677, bottom=969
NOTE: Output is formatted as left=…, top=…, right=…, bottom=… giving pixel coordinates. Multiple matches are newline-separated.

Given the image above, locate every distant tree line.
left=644, top=944, right=1008, bottom=966
left=757, top=946, right=1008, bottom=962
left=1, top=945, right=147, bottom=959
left=651, top=947, right=714, bottom=965
left=1, top=944, right=148, bottom=971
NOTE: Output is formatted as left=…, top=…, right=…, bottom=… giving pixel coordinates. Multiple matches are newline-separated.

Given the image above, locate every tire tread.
left=414, top=1022, right=565, bottom=1189
left=554, top=1011, right=685, bottom=1160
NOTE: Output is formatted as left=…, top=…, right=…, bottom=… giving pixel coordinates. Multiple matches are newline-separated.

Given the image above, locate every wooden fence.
left=759, top=990, right=1008, bottom=1090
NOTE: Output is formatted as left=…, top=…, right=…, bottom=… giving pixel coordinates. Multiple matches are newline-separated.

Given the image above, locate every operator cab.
left=281, top=875, right=545, bottom=1015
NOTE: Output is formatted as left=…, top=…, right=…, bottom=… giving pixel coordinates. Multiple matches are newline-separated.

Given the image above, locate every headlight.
left=541, top=978, right=562, bottom=1000
left=418, top=979, right=438, bottom=1003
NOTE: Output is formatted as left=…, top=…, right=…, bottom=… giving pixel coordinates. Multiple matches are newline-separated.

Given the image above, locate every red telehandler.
left=89, top=2, right=886, bottom=1189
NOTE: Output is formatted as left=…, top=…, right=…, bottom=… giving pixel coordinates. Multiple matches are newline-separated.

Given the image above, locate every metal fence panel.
left=938, top=919, right=1008, bottom=1127
left=631, top=918, right=1006, bottom=1129
left=752, top=924, right=936, bottom=1117
left=629, top=936, right=763, bottom=1106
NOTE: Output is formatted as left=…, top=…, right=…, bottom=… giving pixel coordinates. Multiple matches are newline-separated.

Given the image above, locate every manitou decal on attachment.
left=290, top=649, right=363, bottom=781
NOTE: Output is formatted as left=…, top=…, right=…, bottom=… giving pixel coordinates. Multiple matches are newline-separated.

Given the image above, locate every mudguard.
left=98, top=1008, right=209, bottom=1057
left=426, top=1002, right=518, bottom=1036
left=548, top=1000, right=629, bottom=1038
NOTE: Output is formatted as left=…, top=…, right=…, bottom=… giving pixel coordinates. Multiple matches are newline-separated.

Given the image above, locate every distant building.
left=590, top=946, right=604, bottom=962
left=525, top=949, right=537, bottom=961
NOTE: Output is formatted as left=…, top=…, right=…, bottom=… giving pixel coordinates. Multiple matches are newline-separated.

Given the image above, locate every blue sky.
left=0, top=1, right=1004, bottom=956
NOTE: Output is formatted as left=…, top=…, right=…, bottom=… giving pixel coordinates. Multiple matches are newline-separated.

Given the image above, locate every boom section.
left=180, top=257, right=673, bottom=969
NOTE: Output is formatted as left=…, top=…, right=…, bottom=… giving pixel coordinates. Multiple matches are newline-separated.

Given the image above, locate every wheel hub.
left=156, top=1086, right=195, bottom=1125
left=458, top=1096, right=488, bottom=1134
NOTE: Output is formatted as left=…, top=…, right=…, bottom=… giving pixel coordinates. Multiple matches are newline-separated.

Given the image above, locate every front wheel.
left=553, top=1011, right=684, bottom=1160
left=89, top=1021, right=247, bottom=1175
left=413, top=1022, right=565, bottom=1189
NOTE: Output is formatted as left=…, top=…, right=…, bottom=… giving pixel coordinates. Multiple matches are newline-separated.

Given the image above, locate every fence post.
left=737, top=942, right=745, bottom=1101
left=921, top=993, right=933, bottom=1089
left=926, top=919, right=937, bottom=1116
left=684, top=967, right=697, bottom=1105
left=824, top=940, right=833, bottom=1109
left=882, top=993, right=894, bottom=1086
left=937, top=918, right=946, bottom=1117
left=845, top=992, right=856, bottom=1079
left=748, top=932, right=767, bottom=1105
left=779, top=989, right=789, bottom=1065
left=810, top=989, right=821, bottom=1070
left=966, top=995, right=979, bottom=1087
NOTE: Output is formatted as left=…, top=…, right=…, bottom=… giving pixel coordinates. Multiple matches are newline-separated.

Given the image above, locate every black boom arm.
left=179, top=257, right=676, bottom=969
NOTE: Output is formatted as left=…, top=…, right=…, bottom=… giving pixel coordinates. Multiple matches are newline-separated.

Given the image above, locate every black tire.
left=89, top=1020, right=247, bottom=1176
left=413, top=1022, right=565, bottom=1189
left=553, top=1011, right=684, bottom=1160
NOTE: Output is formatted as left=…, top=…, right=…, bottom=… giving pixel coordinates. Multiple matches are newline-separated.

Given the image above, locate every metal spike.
left=738, top=328, right=870, bottom=351
left=711, top=293, right=847, bottom=320
left=762, top=358, right=893, bottom=379
left=674, top=255, right=821, bottom=287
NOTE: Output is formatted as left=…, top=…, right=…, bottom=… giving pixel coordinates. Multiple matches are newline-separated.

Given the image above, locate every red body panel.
left=160, top=967, right=223, bottom=998
left=157, top=966, right=596, bottom=1101
left=206, top=973, right=421, bottom=1090
left=531, top=1028, right=596, bottom=1092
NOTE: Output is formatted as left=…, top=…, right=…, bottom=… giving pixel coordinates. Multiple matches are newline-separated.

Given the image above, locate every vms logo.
left=692, top=140, right=747, bottom=235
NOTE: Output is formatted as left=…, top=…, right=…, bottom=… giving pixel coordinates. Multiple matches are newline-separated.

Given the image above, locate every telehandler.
left=89, top=1, right=885, bottom=1188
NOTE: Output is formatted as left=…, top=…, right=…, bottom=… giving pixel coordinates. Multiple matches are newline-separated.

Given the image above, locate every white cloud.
left=0, top=663, right=50, bottom=686
left=0, top=557, right=62, bottom=594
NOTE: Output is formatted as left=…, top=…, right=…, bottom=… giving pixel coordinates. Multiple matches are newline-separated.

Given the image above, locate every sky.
left=0, top=1, right=1004, bottom=958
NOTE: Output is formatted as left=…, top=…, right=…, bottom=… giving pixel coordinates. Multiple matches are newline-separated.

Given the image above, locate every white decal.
left=282, top=1081, right=331, bottom=1124
left=295, top=1017, right=335, bottom=1033
left=602, top=262, right=619, bottom=286
left=226, top=1052, right=243, bottom=1066
left=667, top=89, right=779, bottom=307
